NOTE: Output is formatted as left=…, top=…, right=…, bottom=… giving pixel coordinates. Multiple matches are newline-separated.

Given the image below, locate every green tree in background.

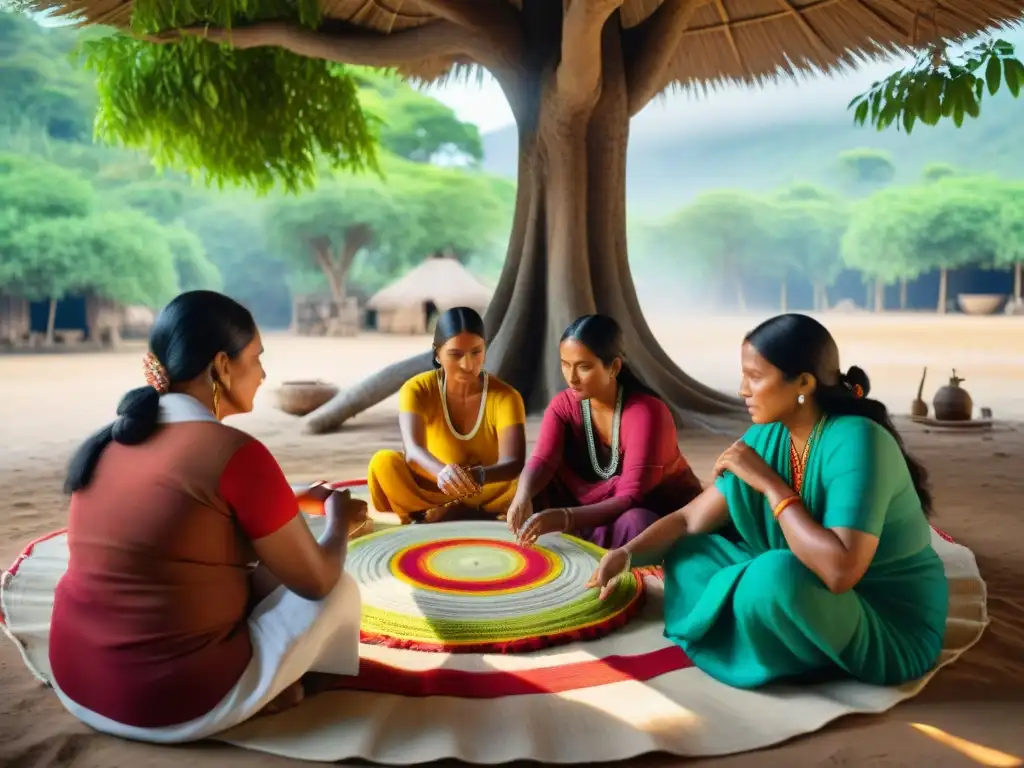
left=353, top=69, right=483, bottom=164
left=772, top=184, right=847, bottom=311
left=990, top=182, right=1024, bottom=303
left=185, top=199, right=294, bottom=328
left=651, top=190, right=776, bottom=312
left=843, top=179, right=1005, bottom=313
left=266, top=176, right=399, bottom=306
left=836, top=148, right=896, bottom=195
left=164, top=224, right=223, bottom=291
left=835, top=148, right=897, bottom=308
left=0, top=12, right=95, bottom=142
left=921, top=162, right=960, bottom=184
left=0, top=158, right=187, bottom=341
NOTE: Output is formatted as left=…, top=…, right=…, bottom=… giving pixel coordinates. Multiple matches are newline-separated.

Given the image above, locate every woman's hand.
left=437, top=463, right=480, bottom=498
left=517, top=508, right=572, bottom=547
left=324, top=489, right=367, bottom=533
left=506, top=494, right=533, bottom=532
left=713, top=440, right=778, bottom=495
left=585, top=548, right=631, bottom=600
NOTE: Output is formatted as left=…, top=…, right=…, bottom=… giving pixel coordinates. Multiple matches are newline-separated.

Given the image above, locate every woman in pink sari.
left=508, top=315, right=702, bottom=549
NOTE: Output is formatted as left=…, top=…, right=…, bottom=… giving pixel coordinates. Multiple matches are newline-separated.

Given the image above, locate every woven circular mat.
left=348, top=521, right=645, bottom=654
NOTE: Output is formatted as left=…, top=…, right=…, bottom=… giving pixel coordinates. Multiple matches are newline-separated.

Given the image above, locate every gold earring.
left=212, top=379, right=221, bottom=420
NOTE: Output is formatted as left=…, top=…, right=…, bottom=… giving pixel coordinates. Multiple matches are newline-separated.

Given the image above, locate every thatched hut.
left=366, top=254, right=492, bottom=335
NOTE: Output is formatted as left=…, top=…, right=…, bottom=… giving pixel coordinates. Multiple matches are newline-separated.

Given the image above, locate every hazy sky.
left=420, top=27, right=1022, bottom=141
left=420, top=58, right=903, bottom=138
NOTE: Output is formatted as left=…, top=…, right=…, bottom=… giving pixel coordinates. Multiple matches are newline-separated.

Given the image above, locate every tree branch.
left=556, top=0, right=626, bottom=116
left=625, top=0, right=706, bottom=116
left=148, top=18, right=493, bottom=69
left=416, top=0, right=524, bottom=66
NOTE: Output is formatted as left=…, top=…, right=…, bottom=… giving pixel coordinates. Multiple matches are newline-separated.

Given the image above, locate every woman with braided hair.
left=587, top=313, right=948, bottom=689
left=49, top=290, right=363, bottom=742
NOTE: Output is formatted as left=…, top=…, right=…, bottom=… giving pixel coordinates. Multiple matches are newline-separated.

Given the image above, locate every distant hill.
left=482, top=46, right=1024, bottom=216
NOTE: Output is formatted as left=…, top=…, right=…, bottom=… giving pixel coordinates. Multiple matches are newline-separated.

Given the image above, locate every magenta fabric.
left=526, top=390, right=702, bottom=544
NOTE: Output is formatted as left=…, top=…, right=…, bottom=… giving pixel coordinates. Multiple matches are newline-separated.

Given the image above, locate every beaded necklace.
left=788, top=416, right=827, bottom=494
left=581, top=386, right=624, bottom=480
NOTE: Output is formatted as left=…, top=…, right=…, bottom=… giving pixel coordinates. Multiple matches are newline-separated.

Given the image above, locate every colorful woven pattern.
left=350, top=521, right=645, bottom=654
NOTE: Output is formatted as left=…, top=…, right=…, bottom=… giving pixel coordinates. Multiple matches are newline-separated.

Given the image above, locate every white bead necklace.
left=439, top=370, right=488, bottom=441
left=581, top=386, right=624, bottom=480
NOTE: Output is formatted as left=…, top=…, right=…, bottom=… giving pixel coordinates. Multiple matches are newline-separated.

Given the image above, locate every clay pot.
left=957, top=293, right=1007, bottom=316
left=932, top=369, right=973, bottom=421
left=274, top=380, right=339, bottom=417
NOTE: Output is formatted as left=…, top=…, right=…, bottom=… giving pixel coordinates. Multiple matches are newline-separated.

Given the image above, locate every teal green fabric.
left=663, top=415, right=948, bottom=689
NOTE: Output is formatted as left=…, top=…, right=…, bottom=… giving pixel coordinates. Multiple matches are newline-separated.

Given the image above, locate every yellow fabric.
left=368, top=449, right=518, bottom=522
left=369, top=371, right=525, bottom=522
left=397, top=370, right=525, bottom=471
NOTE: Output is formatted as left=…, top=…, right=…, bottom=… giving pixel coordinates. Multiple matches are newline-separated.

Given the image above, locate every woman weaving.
left=509, top=314, right=702, bottom=549
left=49, top=291, right=364, bottom=742
left=587, top=313, right=948, bottom=689
left=368, top=307, right=526, bottom=523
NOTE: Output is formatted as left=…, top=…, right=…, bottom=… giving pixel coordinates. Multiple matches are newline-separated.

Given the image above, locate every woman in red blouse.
left=508, top=314, right=702, bottom=549
left=49, top=290, right=364, bottom=743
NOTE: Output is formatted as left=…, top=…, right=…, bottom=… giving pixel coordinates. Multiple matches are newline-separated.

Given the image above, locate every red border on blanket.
left=318, top=644, right=693, bottom=698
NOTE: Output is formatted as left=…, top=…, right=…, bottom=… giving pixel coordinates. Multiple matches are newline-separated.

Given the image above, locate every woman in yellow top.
left=367, top=307, right=527, bottom=524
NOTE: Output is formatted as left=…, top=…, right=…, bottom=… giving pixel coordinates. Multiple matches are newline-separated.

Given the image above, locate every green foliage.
left=850, top=39, right=1024, bottom=133
left=842, top=178, right=1005, bottom=282
left=7, top=209, right=180, bottom=305
left=0, top=157, right=183, bottom=306
left=647, top=190, right=777, bottom=283
left=0, top=11, right=95, bottom=142
left=79, top=26, right=378, bottom=193
left=164, top=224, right=222, bottom=291
left=0, top=156, right=94, bottom=217
left=108, top=179, right=192, bottom=222
left=353, top=69, right=484, bottom=164
left=988, top=182, right=1024, bottom=270
left=184, top=198, right=293, bottom=326
left=836, top=148, right=895, bottom=194
left=920, top=162, right=960, bottom=183
left=772, top=191, right=847, bottom=287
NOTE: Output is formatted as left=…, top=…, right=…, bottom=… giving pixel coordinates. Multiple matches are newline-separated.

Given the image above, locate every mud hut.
left=366, top=254, right=492, bottom=335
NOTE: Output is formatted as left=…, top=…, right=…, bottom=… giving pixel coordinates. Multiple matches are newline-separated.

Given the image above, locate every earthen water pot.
left=932, top=369, right=973, bottom=421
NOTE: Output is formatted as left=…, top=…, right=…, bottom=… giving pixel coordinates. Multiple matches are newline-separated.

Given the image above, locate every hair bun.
left=844, top=366, right=871, bottom=398
left=112, top=387, right=161, bottom=445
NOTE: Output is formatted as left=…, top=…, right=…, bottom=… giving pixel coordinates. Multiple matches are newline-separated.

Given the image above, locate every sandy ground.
left=1, top=311, right=1023, bottom=767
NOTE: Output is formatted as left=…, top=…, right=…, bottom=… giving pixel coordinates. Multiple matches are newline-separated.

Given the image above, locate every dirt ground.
left=1, top=311, right=1023, bottom=767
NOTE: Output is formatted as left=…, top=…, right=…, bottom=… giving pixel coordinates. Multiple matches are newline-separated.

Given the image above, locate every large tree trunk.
left=899, top=278, right=908, bottom=310
left=1014, top=261, right=1022, bottom=302
left=937, top=268, right=948, bottom=314
left=873, top=279, right=885, bottom=312
left=303, top=5, right=742, bottom=434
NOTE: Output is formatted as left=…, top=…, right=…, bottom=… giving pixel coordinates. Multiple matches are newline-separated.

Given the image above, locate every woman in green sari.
left=586, top=313, right=948, bottom=689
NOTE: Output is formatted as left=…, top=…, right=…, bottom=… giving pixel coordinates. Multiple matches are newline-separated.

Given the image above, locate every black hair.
left=431, top=307, right=486, bottom=369
left=560, top=314, right=654, bottom=397
left=64, top=291, right=258, bottom=494
left=744, top=313, right=932, bottom=516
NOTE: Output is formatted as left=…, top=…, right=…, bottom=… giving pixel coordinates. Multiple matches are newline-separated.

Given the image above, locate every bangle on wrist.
left=773, top=495, right=801, bottom=519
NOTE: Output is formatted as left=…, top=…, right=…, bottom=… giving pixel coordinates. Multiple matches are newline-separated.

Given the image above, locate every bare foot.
left=256, top=680, right=305, bottom=718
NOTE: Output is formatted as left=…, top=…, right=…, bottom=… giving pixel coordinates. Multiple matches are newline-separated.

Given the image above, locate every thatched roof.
left=366, top=255, right=492, bottom=311
left=34, top=0, right=1024, bottom=89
